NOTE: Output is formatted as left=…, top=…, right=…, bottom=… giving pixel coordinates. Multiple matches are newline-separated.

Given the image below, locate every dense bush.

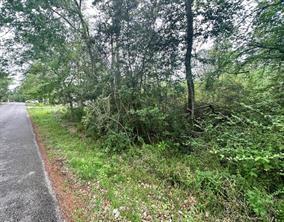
left=101, top=131, right=132, bottom=153
left=63, top=107, right=85, bottom=122
left=196, top=70, right=284, bottom=220
left=82, top=92, right=192, bottom=145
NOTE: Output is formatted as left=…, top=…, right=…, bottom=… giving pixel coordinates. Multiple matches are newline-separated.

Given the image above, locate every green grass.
left=28, top=105, right=278, bottom=221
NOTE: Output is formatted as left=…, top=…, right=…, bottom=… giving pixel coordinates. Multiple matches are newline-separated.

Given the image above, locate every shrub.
left=208, top=110, right=283, bottom=186
left=101, top=131, right=132, bottom=153
left=82, top=96, right=115, bottom=136
left=126, top=107, right=168, bottom=142
left=63, top=107, right=85, bottom=122
left=246, top=188, right=273, bottom=219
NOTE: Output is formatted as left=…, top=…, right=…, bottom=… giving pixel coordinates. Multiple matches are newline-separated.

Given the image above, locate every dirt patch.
left=31, top=122, right=91, bottom=222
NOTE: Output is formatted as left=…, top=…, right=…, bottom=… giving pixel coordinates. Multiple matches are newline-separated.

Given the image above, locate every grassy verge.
left=28, top=105, right=279, bottom=221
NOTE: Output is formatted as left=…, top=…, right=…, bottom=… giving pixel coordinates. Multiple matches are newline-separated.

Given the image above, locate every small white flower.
left=113, top=208, right=120, bottom=218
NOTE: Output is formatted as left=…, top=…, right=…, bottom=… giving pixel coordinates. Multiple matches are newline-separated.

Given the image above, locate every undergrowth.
left=29, top=102, right=283, bottom=221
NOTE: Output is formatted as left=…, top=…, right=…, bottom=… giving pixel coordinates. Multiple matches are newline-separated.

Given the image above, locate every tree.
left=236, top=0, right=283, bottom=70
left=185, top=0, right=195, bottom=119
left=158, top=0, right=243, bottom=118
left=0, top=71, right=10, bottom=101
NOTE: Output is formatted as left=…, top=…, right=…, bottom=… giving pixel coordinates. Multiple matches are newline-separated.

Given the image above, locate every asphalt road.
left=0, top=103, right=61, bottom=222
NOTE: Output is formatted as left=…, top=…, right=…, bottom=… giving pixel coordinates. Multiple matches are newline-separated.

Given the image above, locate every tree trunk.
left=111, top=0, right=122, bottom=111
left=110, top=33, right=116, bottom=103
left=185, top=0, right=195, bottom=119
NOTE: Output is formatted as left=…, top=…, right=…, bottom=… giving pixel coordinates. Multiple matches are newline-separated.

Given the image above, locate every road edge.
left=25, top=105, right=64, bottom=222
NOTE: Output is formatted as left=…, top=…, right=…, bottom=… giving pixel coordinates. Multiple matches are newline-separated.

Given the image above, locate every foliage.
left=101, top=131, right=131, bottom=153
left=196, top=69, right=284, bottom=220
left=246, top=187, right=273, bottom=218
left=0, top=71, right=10, bottom=101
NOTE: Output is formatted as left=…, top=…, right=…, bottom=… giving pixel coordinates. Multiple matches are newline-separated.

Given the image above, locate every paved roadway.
left=0, top=103, right=61, bottom=222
